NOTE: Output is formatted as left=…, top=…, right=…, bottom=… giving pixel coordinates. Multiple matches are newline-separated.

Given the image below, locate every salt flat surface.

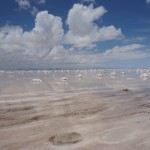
left=0, top=69, right=150, bottom=150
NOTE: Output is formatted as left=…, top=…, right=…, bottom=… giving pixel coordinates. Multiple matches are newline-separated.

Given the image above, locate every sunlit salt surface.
left=0, top=69, right=150, bottom=150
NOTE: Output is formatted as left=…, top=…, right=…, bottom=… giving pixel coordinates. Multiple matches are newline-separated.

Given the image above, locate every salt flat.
left=0, top=69, right=150, bottom=150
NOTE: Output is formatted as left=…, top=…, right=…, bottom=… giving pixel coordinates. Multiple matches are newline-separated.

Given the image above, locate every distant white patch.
left=31, top=6, right=39, bottom=16
left=140, top=73, right=150, bottom=80
left=81, top=0, right=95, bottom=3
left=60, top=77, right=68, bottom=81
left=76, top=74, right=83, bottom=79
left=36, top=0, right=46, bottom=4
left=32, top=78, right=42, bottom=83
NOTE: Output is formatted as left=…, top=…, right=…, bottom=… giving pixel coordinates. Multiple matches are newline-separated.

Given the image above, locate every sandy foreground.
left=0, top=70, right=150, bottom=150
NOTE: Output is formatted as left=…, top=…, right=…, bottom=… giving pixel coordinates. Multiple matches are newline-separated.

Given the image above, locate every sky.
left=0, top=0, right=150, bottom=69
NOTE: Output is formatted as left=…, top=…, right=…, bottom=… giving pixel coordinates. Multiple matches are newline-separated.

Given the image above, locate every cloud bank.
left=0, top=11, right=64, bottom=68
left=0, top=4, right=148, bottom=69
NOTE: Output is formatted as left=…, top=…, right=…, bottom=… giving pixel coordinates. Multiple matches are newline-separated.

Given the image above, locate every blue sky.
left=0, top=0, right=150, bottom=69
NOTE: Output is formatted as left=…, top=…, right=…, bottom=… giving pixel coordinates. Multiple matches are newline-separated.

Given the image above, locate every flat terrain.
left=0, top=70, right=150, bottom=150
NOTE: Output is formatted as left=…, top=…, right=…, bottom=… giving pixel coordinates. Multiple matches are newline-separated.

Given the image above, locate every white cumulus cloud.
left=146, top=0, right=150, bottom=4
left=65, top=4, right=123, bottom=48
left=15, top=0, right=30, bottom=9
left=0, top=11, right=64, bottom=69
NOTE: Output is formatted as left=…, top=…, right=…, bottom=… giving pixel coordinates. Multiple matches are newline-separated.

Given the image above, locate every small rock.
left=122, top=88, right=129, bottom=92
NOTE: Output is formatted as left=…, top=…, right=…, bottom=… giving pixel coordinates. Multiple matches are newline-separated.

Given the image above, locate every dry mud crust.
left=49, top=132, right=82, bottom=145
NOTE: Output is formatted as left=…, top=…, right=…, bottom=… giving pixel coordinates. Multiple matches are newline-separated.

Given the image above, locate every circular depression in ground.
left=99, top=127, right=135, bottom=144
